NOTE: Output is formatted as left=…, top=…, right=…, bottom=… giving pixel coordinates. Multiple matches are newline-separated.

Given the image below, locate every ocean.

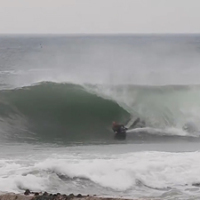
left=0, top=34, right=200, bottom=200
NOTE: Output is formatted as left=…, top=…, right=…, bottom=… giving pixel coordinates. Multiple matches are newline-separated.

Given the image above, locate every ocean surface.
left=1, top=34, right=200, bottom=200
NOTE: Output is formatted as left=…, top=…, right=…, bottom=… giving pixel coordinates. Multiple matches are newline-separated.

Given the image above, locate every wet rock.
left=0, top=192, right=135, bottom=200
left=24, top=190, right=31, bottom=195
left=68, top=194, right=74, bottom=198
left=42, top=192, right=48, bottom=196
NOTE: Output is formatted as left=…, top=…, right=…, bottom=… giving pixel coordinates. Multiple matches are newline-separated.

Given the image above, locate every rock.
left=42, top=192, right=48, bottom=196
left=0, top=193, right=139, bottom=200
left=24, top=190, right=31, bottom=195
left=68, top=194, right=74, bottom=198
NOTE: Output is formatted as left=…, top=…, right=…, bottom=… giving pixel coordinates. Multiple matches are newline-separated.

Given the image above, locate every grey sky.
left=0, top=0, right=199, bottom=34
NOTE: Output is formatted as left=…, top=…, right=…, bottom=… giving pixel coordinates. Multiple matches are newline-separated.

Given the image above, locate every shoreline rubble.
left=0, top=190, right=156, bottom=200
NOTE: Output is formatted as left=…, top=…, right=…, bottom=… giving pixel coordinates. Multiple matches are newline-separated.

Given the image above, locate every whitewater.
left=1, top=34, right=200, bottom=200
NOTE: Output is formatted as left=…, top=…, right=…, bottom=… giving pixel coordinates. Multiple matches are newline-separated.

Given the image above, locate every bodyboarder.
left=112, top=121, right=127, bottom=140
left=112, top=117, right=143, bottom=140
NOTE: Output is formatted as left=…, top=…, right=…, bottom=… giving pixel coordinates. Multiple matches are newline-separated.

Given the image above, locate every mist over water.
left=1, top=34, right=200, bottom=88
left=1, top=35, right=200, bottom=200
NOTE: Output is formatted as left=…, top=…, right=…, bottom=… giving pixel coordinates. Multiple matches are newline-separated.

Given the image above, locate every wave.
left=0, top=82, right=129, bottom=142
left=0, top=81, right=200, bottom=143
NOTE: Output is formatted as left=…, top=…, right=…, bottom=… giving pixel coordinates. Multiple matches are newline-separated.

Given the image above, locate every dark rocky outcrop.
left=0, top=191, right=141, bottom=200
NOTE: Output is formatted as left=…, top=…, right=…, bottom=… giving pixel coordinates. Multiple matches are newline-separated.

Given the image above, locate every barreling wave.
left=1, top=81, right=200, bottom=143
left=0, top=82, right=129, bottom=142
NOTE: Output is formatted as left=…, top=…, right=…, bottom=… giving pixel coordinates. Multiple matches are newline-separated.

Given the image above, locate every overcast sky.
left=0, top=0, right=199, bottom=34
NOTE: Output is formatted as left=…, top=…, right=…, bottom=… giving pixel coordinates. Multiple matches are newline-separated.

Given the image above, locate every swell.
left=1, top=82, right=200, bottom=143
left=0, top=82, right=129, bottom=142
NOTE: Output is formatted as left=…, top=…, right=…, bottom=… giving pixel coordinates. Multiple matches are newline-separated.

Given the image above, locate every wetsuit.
left=112, top=124, right=127, bottom=140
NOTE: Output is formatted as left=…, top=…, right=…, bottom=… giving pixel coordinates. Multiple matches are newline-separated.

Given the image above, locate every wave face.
left=87, top=84, right=200, bottom=130
left=1, top=81, right=200, bottom=143
left=0, top=82, right=129, bottom=142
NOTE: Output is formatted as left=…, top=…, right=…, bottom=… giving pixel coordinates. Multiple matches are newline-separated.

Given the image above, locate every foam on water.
left=0, top=145, right=200, bottom=199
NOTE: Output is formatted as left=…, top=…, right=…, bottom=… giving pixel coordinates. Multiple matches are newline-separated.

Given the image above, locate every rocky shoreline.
left=0, top=190, right=156, bottom=200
